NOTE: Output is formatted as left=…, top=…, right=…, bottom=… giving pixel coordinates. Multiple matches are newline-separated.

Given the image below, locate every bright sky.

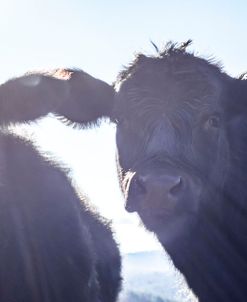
left=1, top=0, right=247, bottom=84
left=1, top=1, right=247, bottom=254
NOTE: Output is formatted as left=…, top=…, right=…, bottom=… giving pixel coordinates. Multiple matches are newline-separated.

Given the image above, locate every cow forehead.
left=117, top=71, right=224, bottom=121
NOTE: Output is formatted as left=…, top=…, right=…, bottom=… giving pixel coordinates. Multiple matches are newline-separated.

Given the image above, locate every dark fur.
left=114, top=41, right=247, bottom=301
left=0, top=69, right=121, bottom=302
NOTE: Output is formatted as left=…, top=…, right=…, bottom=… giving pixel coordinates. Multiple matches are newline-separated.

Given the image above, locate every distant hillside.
left=118, top=251, right=197, bottom=302
left=120, top=290, right=175, bottom=302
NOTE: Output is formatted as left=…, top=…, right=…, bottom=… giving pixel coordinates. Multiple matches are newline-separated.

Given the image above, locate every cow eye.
left=205, top=114, right=221, bottom=129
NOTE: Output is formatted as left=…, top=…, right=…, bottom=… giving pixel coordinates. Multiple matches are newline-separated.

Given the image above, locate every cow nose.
left=125, top=173, right=184, bottom=213
left=136, top=174, right=183, bottom=196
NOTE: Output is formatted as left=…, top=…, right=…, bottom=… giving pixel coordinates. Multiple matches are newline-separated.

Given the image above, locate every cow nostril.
left=125, top=174, right=147, bottom=213
left=169, top=176, right=183, bottom=195
left=134, top=175, right=147, bottom=195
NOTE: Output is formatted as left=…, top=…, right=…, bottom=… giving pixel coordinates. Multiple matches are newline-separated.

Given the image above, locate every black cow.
left=0, top=69, right=121, bottom=302
left=114, top=41, right=247, bottom=301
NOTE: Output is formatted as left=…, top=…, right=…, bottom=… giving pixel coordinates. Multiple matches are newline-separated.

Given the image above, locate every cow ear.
left=237, top=74, right=247, bottom=111
left=0, top=69, right=114, bottom=126
left=57, top=70, right=114, bottom=125
left=224, top=77, right=247, bottom=116
left=225, top=77, right=247, bottom=156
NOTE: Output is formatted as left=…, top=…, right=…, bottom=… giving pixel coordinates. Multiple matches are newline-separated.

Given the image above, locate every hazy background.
left=1, top=1, right=246, bottom=301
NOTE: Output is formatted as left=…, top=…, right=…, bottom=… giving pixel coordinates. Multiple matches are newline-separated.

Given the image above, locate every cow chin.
left=139, top=204, right=198, bottom=248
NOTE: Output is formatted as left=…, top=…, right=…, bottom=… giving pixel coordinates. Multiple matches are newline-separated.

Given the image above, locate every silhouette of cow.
left=0, top=69, right=121, bottom=302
